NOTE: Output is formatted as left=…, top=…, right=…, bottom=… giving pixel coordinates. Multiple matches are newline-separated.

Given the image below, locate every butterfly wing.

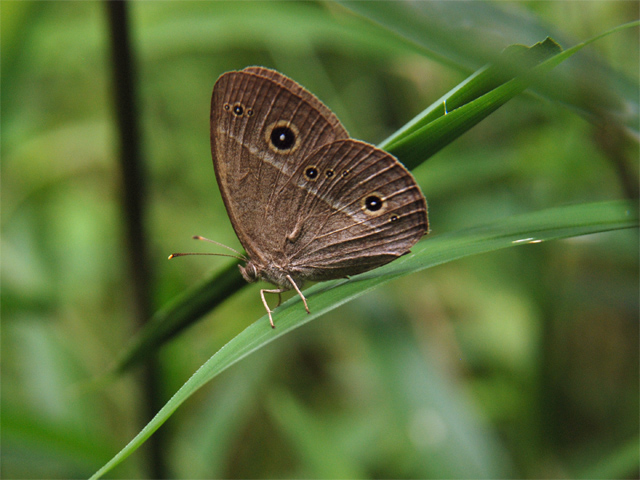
left=211, top=67, right=349, bottom=264
left=269, top=139, right=428, bottom=281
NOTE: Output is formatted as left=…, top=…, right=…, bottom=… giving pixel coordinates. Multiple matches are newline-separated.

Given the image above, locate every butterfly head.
left=239, top=262, right=260, bottom=284
left=240, top=260, right=302, bottom=291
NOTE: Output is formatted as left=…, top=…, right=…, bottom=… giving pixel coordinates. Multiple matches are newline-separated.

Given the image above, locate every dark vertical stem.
left=105, top=2, right=166, bottom=477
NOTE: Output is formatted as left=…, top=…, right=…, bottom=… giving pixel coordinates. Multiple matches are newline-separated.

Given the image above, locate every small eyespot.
left=224, top=104, right=230, bottom=111
left=341, top=170, right=350, bottom=177
left=365, top=195, right=383, bottom=212
left=270, top=125, right=296, bottom=150
left=325, top=169, right=334, bottom=178
left=389, top=215, right=399, bottom=223
left=247, top=108, right=254, bottom=116
left=304, top=167, right=318, bottom=180
left=233, top=104, right=244, bottom=116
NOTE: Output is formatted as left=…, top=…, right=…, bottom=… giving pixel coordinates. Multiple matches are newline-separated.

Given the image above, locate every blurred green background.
left=2, top=1, right=638, bottom=478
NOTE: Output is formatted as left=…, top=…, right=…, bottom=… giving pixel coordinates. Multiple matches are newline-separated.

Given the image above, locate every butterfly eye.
left=304, top=167, right=318, bottom=180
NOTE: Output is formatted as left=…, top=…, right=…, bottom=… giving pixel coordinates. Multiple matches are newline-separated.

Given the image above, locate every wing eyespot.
left=361, top=193, right=387, bottom=215
left=265, top=120, right=299, bottom=153
left=225, top=103, right=252, bottom=117
left=304, top=166, right=319, bottom=181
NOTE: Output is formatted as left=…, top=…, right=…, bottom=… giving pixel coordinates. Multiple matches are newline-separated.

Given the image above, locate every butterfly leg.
left=286, top=275, right=310, bottom=314
left=260, top=288, right=285, bottom=328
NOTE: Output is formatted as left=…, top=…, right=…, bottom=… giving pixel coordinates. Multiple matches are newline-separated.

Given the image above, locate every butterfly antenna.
left=168, top=235, right=247, bottom=261
left=168, top=252, right=246, bottom=260
left=192, top=235, right=247, bottom=259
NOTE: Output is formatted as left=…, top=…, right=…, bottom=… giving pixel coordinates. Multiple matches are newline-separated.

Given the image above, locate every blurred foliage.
left=1, top=1, right=638, bottom=479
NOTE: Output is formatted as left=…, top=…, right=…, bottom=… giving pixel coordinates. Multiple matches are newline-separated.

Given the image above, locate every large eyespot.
left=365, top=196, right=383, bottom=211
left=266, top=121, right=299, bottom=153
left=304, top=166, right=319, bottom=181
left=232, top=104, right=244, bottom=116
left=271, top=126, right=295, bottom=149
left=361, top=192, right=387, bottom=215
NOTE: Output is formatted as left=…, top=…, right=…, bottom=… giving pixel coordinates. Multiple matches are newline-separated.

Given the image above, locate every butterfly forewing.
left=211, top=69, right=349, bottom=263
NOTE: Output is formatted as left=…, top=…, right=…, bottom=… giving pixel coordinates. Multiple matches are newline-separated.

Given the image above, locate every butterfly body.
left=210, top=67, right=428, bottom=326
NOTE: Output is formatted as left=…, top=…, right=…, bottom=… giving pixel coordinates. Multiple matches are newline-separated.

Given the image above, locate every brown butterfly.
left=171, top=67, right=428, bottom=327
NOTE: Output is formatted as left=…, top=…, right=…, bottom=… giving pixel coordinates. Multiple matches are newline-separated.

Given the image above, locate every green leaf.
left=340, top=1, right=639, bottom=135
left=114, top=262, right=244, bottom=373
left=380, top=38, right=562, bottom=153
left=382, top=22, right=639, bottom=169
left=90, top=199, right=638, bottom=479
